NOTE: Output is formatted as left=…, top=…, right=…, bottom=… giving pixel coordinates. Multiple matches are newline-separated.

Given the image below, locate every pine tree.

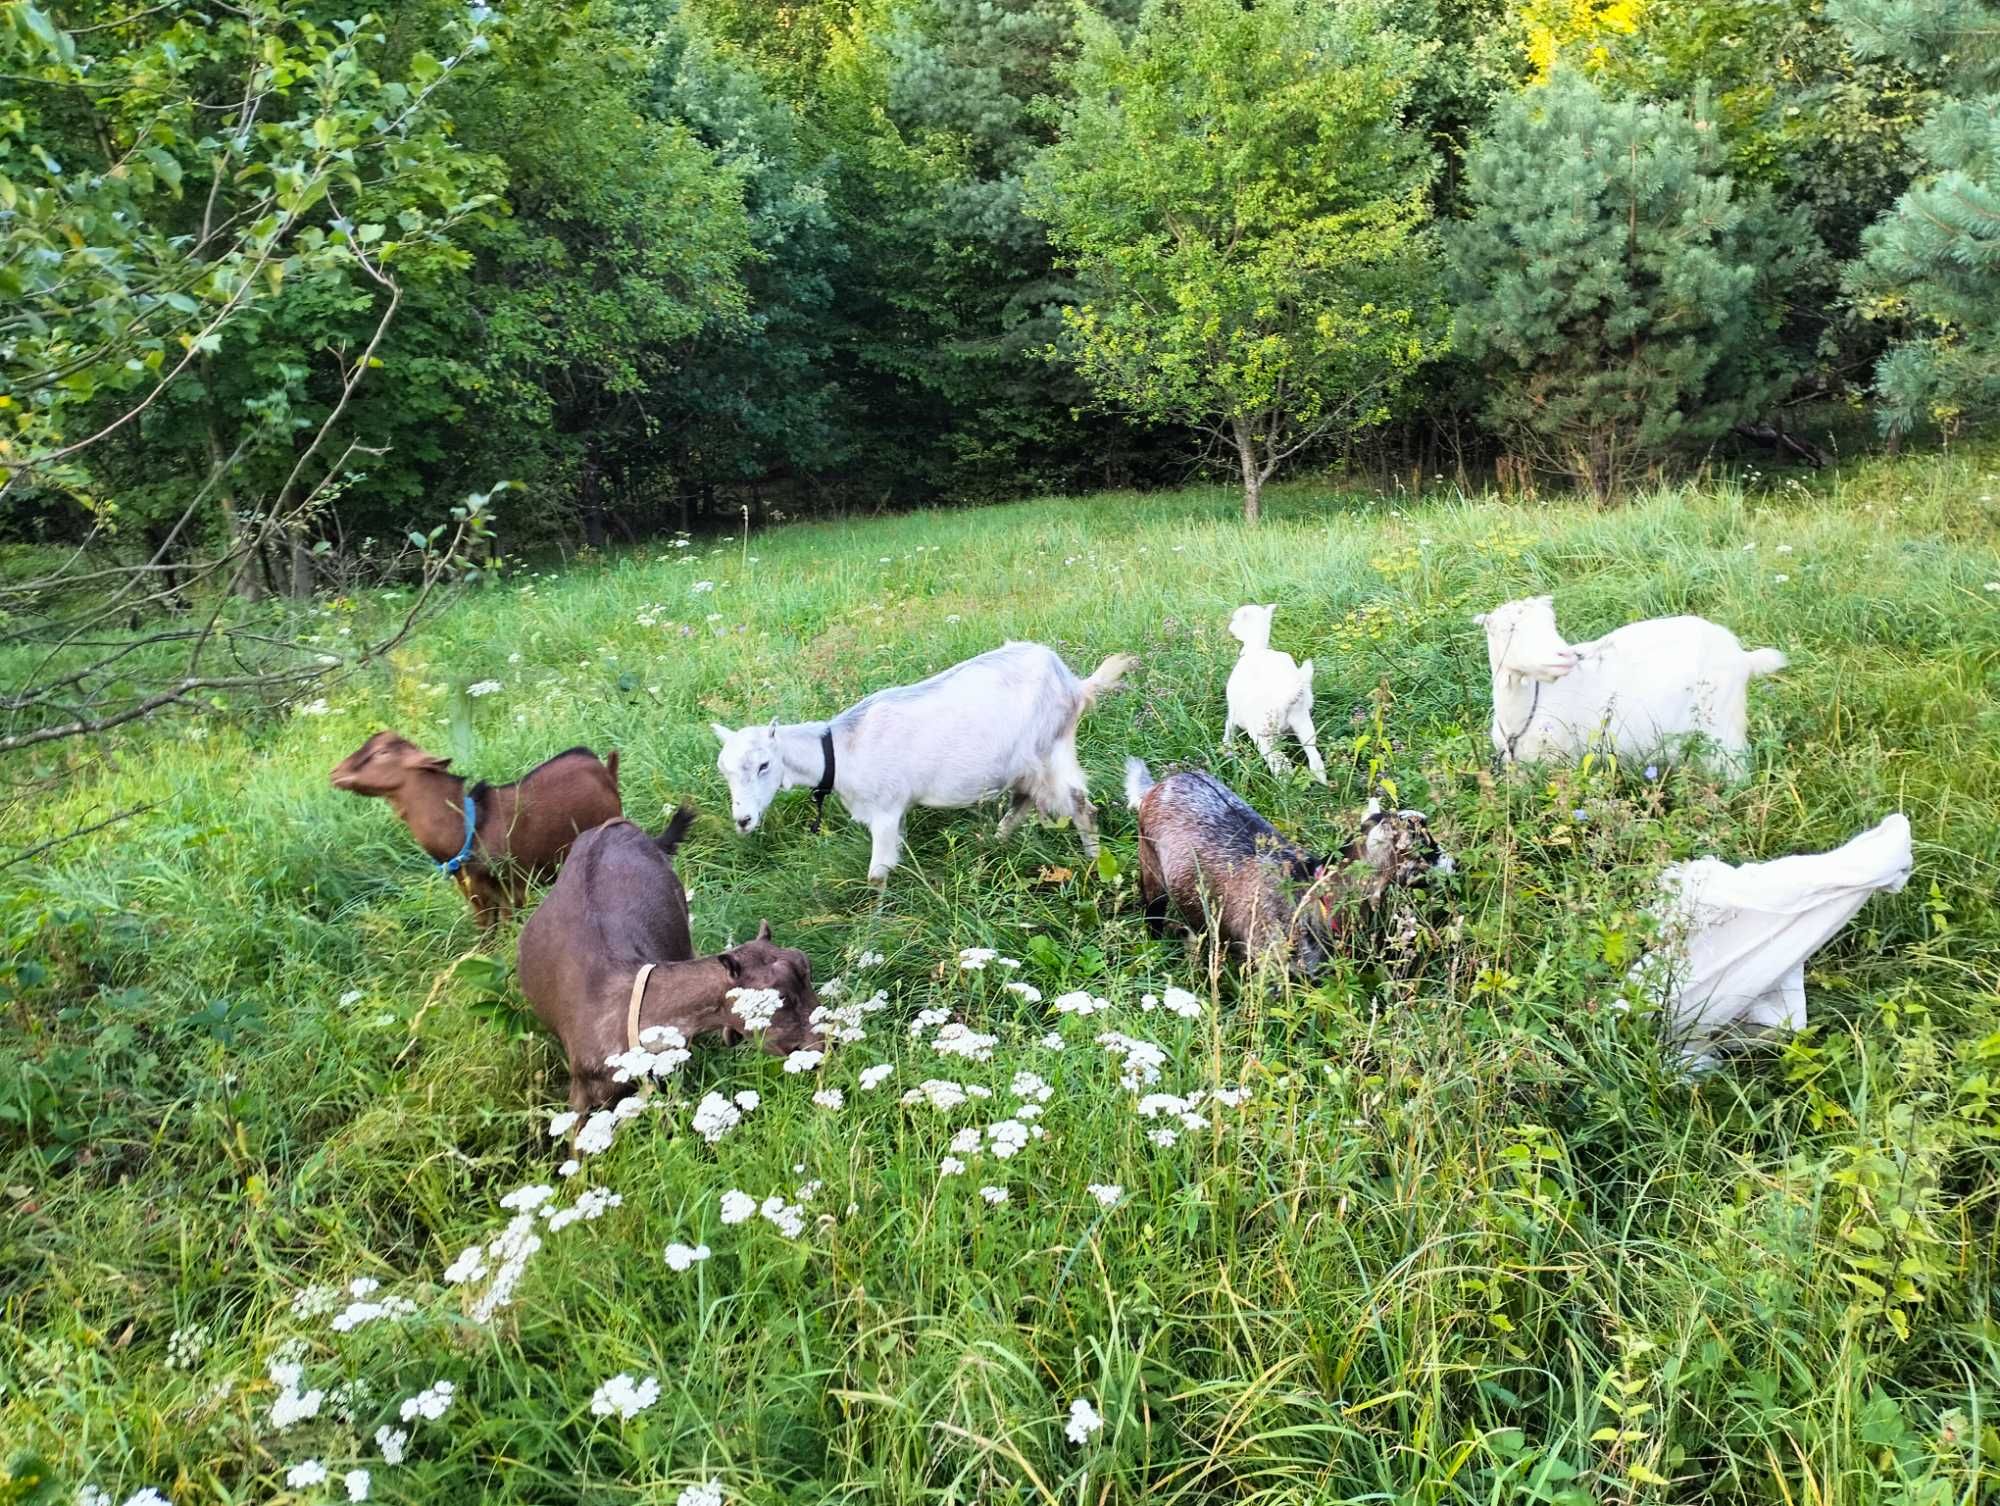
left=1447, top=71, right=1811, bottom=499
left=1834, top=0, right=2000, bottom=434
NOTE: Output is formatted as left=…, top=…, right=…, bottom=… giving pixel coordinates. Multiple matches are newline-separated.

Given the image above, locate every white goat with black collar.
left=1474, top=594, right=1786, bottom=777
left=712, top=641, right=1135, bottom=884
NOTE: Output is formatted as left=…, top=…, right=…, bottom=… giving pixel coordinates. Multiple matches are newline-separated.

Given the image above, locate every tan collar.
left=626, top=962, right=657, bottom=1051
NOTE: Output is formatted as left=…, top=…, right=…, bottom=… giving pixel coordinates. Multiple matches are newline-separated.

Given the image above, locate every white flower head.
left=939, top=1156, right=967, bottom=1177
left=664, top=1241, right=713, bottom=1272
left=691, top=1092, right=743, bottom=1144
left=286, top=1461, right=329, bottom=1489
left=374, top=1425, right=408, bottom=1464
left=728, top=986, right=783, bottom=1031
left=931, top=1022, right=997, bottom=1062
left=1086, top=1183, right=1123, bottom=1208
left=760, top=1195, right=807, bottom=1237
left=1040, top=1031, right=1066, bottom=1051
left=344, top=1468, right=372, bottom=1501
left=980, top=1185, right=1009, bottom=1205
left=858, top=1063, right=894, bottom=1091
left=466, top=680, right=503, bottom=697
left=591, top=1372, right=661, bottom=1419
left=1066, top=1397, right=1104, bottom=1444
left=855, top=950, right=886, bottom=968
left=398, top=1380, right=455, bottom=1423
left=957, top=947, right=998, bottom=971
left=812, top=1087, right=845, bottom=1110
left=986, top=1119, right=1030, bottom=1158
left=718, top=1189, right=756, bottom=1225
left=783, top=1048, right=825, bottom=1074
left=677, top=1480, right=725, bottom=1506
left=499, top=1184, right=555, bottom=1212
left=575, top=1110, right=620, bottom=1155
left=1003, top=980, right=1043, bottom=1004
left=1052, top=990, right=1110, bottom=1017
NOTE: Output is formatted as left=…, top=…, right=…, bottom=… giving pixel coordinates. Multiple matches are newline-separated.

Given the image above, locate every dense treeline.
left=0, top=0, right=1992, bottom=558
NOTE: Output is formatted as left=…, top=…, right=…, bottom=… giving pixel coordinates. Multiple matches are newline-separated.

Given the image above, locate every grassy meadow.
left=5, top=451, right=2000, bottom=1504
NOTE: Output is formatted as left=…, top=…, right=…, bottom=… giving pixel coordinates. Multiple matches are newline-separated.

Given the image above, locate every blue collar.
left=438, top=793, right=478, bottom=875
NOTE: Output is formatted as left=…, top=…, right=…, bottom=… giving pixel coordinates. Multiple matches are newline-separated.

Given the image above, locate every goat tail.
left=655, top=802, right=697, bottom=856
left=1124, top=756, right=1155, bottom=810
left=1078, top=652, right=1138, bottom=711
left=606, top=748, right=621, bottom=790
left=1743, top=648, right=1788, bottom=677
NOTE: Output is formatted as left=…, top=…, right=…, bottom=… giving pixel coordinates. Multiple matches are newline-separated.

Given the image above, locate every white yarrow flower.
left=812, top=1087, right=845, bottom=1110
left=466, top=680, right=503, bottom=697
left=691, top=1092, right=743, bottom=1144
left=939, top=1156, right=967, bottom=1176
left=344, top=1468, right=372, bottom=1501
left=590, top=1372, right=661, bottom=1419
left=286, top=1461, right=329, bottom=1488
left=980, top=1185, right=1009, bottom=1205
left=1066, top=1397, right=1104, bottom=1444
left=718, top=1189, right=756, bottom=1225
left=1052, top=991, right=1110, bottom=1017
left=1086, top=1183, right=1123, bottom=1207
left=676, top=1481, right=725, bottom=1506
left=398, top=1380, right=455, bottom=1423
left=727, top=986, right=783, bottom=1031
left=858, top=1063, right=895, bottom=1091
left=783, top=1048, right=825, bottom=1073
left=957, top=947, right=998, bottom=970
left=664, top=1241, right=712, bottom=1272
left=1003, top=980, right=1042, bottom=1003
left=374, top=1426, right=408, bottom=1464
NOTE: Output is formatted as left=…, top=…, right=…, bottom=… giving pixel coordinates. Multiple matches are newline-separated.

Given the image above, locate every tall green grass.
left=4, top=452, right=1998, bottom=1504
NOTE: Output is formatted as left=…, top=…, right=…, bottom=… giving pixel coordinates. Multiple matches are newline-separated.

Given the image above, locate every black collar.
left=809, top=726, right=836, bottom=833
left=1497, top=679, right=1542, bottom=765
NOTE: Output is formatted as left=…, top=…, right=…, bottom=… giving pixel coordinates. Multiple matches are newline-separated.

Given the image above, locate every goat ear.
left=766, top=716, right=780, bottom=737
left=1363, top=795, right=1383, bottom=820
left=720, top=950, right=742, bottom=979
left=418, top=754, right=452, bottom=772
left=755, top=918, right=772, bottom=941
left=710, top=722, right=733, bottom=745
left=1471, top=612, right=1489, bottom=627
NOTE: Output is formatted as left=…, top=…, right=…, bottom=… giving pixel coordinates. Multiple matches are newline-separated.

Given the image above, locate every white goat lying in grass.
left=1474, top=595, right=1787, bottom=777
left=1222, top=603, right=1326, bottom=783
left=712, top=641, right=1135, bottom=884
left=1637, top=812, right=1912, bottom=1072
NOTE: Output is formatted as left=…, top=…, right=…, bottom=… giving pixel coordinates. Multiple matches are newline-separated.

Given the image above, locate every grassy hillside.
left=5, top=453, right=1999, bottom=1504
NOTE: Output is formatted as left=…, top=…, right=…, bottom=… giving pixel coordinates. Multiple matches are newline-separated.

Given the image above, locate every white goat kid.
left=1222, top=603, right=1326, bottom=783
left=1474, top=595, right=1786, bottom=777
left=712, top=641, right=1136, bottom=884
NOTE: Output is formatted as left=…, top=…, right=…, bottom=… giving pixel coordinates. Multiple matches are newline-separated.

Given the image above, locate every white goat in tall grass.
left=712, top=641, right=1135, bottom=884
left=1222, top=604, right=1326, bottom=783
left=1474, top=595, right=1786, bottom=777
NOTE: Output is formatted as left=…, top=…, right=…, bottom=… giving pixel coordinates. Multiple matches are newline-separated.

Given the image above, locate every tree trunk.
left=580, top=449, right=606, bottom=551
left=288, top=531, right=314, bottom=602
left=208, top=417, right=262, bottom=602
left=1232, top=416, right=1262, bottom=525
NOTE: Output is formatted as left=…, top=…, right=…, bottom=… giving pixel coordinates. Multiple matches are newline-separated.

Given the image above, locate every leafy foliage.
left=1029, top=0, right=1448, bottom=521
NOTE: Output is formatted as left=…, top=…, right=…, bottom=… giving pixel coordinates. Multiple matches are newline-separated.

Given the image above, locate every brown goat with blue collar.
left=329, top=730, right=623, bottom=928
